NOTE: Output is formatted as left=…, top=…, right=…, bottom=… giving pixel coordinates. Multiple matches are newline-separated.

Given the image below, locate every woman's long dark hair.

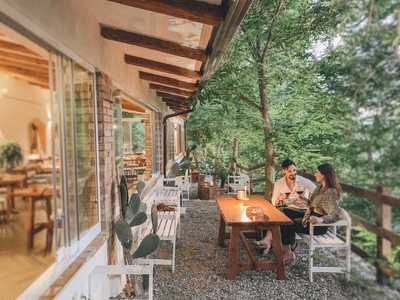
left=318, top=163, right=342, bottom=194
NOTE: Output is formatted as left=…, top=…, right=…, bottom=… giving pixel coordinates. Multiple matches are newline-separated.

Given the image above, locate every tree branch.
left=261, top=0, right=286, bottom=61
left=235, top=160, right=265, bottom=172
left=240, top=25, right=260, bottom=59
left=239, top=95, right=262, bottom=111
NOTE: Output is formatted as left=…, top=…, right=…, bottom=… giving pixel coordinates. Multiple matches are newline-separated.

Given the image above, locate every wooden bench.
left=153, top=186, right=181, bottom=273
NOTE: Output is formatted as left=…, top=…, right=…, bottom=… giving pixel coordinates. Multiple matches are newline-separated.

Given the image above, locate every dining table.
left=216, top=194, right=293, bottom=280
left=12, top=184, right=53, bottom=252
left=0, top=173, right=26, bottom=218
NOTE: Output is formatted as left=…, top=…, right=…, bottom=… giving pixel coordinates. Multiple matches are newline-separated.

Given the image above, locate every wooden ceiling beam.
left=156, top=91, right=187, bottom=102
left=0, top=64, right=48, bottom=82
left=0, top=58, right=48, bottom=75
left=139, top=71, right=197, bottom=91
left=28, top=81, right=49, bottom=89
left=0, top=40, right=40, bottom=57
left=0, top=49, right=48, bottom=66
left=108, top=0, right=224, bottom=25
left=101, top=25, right=206, bottom=62
left=162, top=98, right=190, bottom=105
left=167, top=104, right=190, bottom=111
left=125, top=54, right=200, bottom=80
left=149, top=83, right=194, bottom=97
left=0, top=67, right=48, bottom=87
left=161, top=95, right=189, bottom=103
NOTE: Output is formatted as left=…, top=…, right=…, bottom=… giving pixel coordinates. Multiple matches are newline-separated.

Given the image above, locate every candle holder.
left=237, top=190, right=249, bottom=201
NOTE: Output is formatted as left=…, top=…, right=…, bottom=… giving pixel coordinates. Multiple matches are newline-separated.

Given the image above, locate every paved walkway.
left=154, top=200, right=400, bottom=299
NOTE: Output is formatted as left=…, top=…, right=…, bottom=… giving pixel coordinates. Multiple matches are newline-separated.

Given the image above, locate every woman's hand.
left=277, top=193, right=286, bottom=202
left=309, top=216, right=323, bottom=224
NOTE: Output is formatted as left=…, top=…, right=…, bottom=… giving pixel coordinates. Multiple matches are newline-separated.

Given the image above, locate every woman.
left=280, top=163, right=342, bottom=263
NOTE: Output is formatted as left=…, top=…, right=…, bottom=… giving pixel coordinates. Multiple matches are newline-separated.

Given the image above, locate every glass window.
left=73, top=63, right=98, bottom=235
left=51, top=53, right=99, bottom=245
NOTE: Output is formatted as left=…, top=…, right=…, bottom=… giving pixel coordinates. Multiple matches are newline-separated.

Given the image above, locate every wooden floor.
left=0, top=199, right=54, bottom=300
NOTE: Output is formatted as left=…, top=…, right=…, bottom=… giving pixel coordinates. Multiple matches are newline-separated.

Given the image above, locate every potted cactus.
left=114, top=177, right=160, bottom=298
left=0, top=141, right=23, bottom=170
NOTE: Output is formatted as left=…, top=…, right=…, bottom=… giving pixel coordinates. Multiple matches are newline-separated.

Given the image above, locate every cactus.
left=120, top=175, right=129, bottom=219
left=151, top=204, right=158, bottom=234
left=129, top=212, right=147, bottom=227
left=116, top=178, right=161, bottom=295
left=137, top=181, right=146, bottom=197
left=114, top=219, right=133, bottom=249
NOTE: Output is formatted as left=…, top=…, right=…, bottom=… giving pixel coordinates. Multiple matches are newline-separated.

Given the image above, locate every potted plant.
left=0, top=141, right=23, bottom=170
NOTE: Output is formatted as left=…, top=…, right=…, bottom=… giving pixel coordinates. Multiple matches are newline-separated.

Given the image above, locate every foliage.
left=0, top=140, right=23, bottom=170
left=115, top=177, right=160, bottom=293
left=187, top=0, right=400, bottom=273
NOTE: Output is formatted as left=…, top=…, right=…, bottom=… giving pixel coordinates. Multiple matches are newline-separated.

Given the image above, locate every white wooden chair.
left=153, top=186, right=181, bottom=272
left=304, top=208, right=352, bottom=282
left=162, top=175, right=190, bottom=214
left=174, top=175, right=191, bottom=202
left=88, top=258, right=169, bottom=300
left=227, top=174, right=250, bottom=194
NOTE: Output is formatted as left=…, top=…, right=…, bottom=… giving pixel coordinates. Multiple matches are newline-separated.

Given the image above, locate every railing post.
left=376, top=185, right=392, bottom=285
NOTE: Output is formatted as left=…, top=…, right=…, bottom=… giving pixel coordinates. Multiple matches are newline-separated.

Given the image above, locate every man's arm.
left=304, top=177, right=317, bottom=193
left=271, top=181, right=281, bottom=206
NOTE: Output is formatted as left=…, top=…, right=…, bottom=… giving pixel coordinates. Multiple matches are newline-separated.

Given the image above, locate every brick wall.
left=96, top=72, right=116, bottom=264
left=74, top=81, right=98, bottom=233
left=143, top=112, right=153, bottom=180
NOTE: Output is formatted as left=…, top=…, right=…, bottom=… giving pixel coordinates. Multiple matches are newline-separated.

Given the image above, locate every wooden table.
left=217, top=195, right=293, bottom=280
left=0, top=173, right=26, bottom=218
left=12, top=185, right=53, bottom=252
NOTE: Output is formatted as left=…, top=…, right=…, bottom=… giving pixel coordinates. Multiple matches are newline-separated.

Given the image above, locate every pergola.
left=100, top=0, right=252, bottom=113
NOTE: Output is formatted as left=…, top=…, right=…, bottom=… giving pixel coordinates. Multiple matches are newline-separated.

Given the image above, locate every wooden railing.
left=244, top=168, right=400, bottom=283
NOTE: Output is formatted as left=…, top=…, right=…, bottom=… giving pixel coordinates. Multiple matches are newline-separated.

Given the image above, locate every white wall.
left=0, top=74, right=50, bottom=161
left=0, top=0, right=170, bottom=111
left=55, top=242, right=108, bottom=300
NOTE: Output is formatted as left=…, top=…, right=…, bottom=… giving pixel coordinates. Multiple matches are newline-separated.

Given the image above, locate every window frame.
left=18, top=52, right=101, bottom=299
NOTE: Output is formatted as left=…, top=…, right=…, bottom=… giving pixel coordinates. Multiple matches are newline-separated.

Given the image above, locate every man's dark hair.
left=281, top=159, right=295, bottom=169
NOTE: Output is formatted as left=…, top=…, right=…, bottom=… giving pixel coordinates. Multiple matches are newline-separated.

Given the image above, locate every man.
left=256, top=159, right=316, bottom=256
left=271, top=159, right=316, bottom=209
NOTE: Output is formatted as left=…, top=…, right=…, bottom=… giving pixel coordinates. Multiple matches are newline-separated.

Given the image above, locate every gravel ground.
left=154, top=200, right=400, bottom=300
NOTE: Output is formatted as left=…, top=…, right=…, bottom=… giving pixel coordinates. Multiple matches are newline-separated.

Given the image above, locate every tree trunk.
left=257, top=62, right=275, bottom=199
left=230, top=137, right=240, bottom=174
left=397, top=10, right=400, bottom=57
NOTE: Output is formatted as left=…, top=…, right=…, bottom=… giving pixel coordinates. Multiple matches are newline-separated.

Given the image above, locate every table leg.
left=6, top=186, right=12, bottom=220
left=271, top=225, right=285, bottom=280
left=27, top=197, right=34, bottom=250
left=227, top=225, right=240, bottom=280
left=218, top=214, right=226, bottom=247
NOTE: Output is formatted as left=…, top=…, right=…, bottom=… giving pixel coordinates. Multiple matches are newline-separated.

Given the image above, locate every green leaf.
left=131, top=233, right=160, bottom=258
left=129, top=211, right=147, bottom=227
left=128, top=193, right=141, bottom=215
left=119, top=177, right=129, bottom=218
left=151, top=204, right=158, bottom=234
left=114, top=219, right=132, bottom=249
left=137, top=181, right=146, bottom=196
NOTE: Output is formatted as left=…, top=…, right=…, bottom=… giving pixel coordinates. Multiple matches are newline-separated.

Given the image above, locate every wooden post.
left=376, top=186, right=392, bottom=284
